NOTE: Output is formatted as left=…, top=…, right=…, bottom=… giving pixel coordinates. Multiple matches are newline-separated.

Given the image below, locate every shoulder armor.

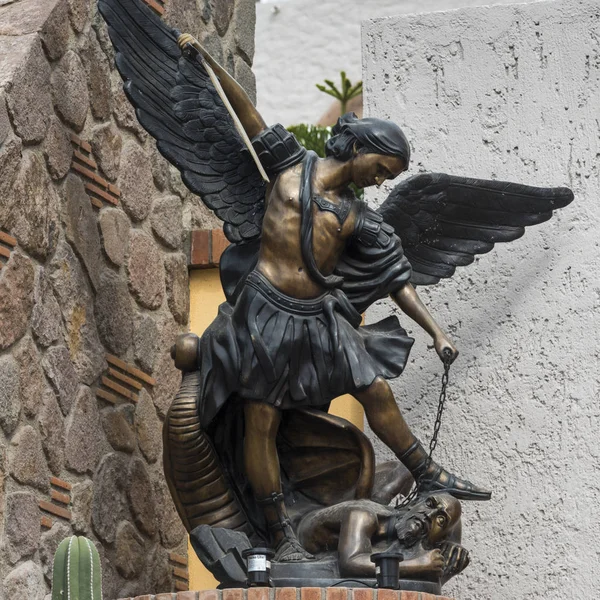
left=251, top=124, right=307, bottom=175
left=353, top=202, right=394, bottom=248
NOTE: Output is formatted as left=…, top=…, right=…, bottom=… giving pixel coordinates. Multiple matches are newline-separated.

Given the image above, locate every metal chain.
left=396, top=350, right=452, bottom=509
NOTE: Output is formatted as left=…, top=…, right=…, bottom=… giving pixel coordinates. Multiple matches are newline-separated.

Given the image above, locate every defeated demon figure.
left=100, top=0, right=574, bottom=570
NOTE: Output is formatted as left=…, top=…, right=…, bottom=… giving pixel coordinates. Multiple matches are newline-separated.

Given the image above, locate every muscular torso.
left=256, top=162, right=358, bottom=299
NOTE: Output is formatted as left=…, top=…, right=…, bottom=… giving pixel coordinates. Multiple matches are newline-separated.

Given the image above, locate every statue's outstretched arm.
left=391, top=284, right=458, bottom=363
left=178, top=34, right=267, bottom=139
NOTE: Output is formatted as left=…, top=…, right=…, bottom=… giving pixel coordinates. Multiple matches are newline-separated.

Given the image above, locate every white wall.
left=254, top=0, right=544, bottom=126
left=363, top=1, right=600, bottom=598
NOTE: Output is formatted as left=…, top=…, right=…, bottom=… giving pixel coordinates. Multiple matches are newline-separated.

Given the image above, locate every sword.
left=181, top=39, right=270, bottom=184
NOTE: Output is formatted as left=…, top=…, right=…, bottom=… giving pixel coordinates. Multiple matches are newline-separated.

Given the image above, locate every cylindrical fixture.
left=242, top=547, right=275, bottom=587
left=370, top=551, right=404, bottom=590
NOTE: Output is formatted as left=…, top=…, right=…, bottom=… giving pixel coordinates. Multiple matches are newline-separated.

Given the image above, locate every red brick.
left=39, top=500, right=72, bottom=520
left=173, top=567, right=189, bottom=581
left=275, top=589, right=297, bottom=600
left=352, top=590, right=373, bottom=600
left=135, top=596, right=153, bottom=600
left=71, top=161, right=107, bottom=187
left=198, top=591, right=220, bottom=600
left=0, top=231, right=16, bottom=247
left=169, top=552, right=188, bottom=566
left=399, top=593, right=419, bottom=600
left=300, top=589, right=322, bottom=600
left=96, top=389, right=119, bottom=404
left=90, top=196, right=104, bottom=210
left=108, top=183, right=121, bottom=197
left=376, top=590, right=399, bottom=600
left=40, top=516, right=53, bottom=529
left=155, top=595, right=174, bottom=600
left=190, top=230, right=211, bottom=267
left=106, top=354, right=157, bottom=386
left=176, top=593, right=198, bottom=600
left=108, top=368, right=143, bottom=390
left=50, top=489, right=70, bottom=505
left=85, top=182, right=119, bottom=206
left=247, top=589, right=270, bottom=600
left=141, top=0, right=165, bottom=15
left=0, top=246, right=10, bottom=259
left=210, top=229, right=230, bottom=265
left=325, top=589, right=347, bottom=600
left=101, top=376, right=139, bottom=402
left=175, top=582, right=189, bottom=592
left=50, top=477, right=72, bottom=491
left=223, top=590, right=243, bottom=600
left=73, top=149, right=98, bottom=170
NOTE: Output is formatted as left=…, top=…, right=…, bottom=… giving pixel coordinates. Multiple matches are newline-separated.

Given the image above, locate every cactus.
left=52, top=536, right=102, bottom=600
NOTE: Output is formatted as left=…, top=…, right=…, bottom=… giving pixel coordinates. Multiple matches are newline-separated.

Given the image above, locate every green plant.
left=52, top=536, right=102, bottom=600
left=286, top=124, right=331, bottom=158
left=316, top=71, right=363, bottom=116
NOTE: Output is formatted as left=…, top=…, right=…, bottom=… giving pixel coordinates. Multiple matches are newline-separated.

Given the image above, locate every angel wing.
left=98, top=0, right=266, bottom=243
left=378, top=173, right=574, bottom=285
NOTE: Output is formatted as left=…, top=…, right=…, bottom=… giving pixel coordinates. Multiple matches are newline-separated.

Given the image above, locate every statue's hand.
left=434, top=334, right=458, bottom=364
left=177, top=34, right=213, bottom=64
left=423, top=549, right=445, bottom=574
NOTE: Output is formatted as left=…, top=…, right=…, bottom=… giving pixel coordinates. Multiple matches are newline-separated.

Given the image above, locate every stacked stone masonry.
left=0, top=0, right=256, bottom=598
left=118, top=589, right=453, bottom=600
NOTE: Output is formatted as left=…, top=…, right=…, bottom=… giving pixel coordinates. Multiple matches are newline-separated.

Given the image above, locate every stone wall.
left=0, top=0, right=256, bottom=598
left=363, top=1, right=599, bottom=598
left=253, top=0, right=545, bottom=127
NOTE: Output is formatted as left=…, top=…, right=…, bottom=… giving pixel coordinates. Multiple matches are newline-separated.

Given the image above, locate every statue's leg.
left=243, top=399, right=314, bottom=561
left=353, top=377, right=491, bottom=501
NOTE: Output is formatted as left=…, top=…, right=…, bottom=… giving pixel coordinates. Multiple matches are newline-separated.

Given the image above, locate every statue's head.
left=325, top=113, right=410, bottom=188
left=394, top=493, right=461, bottom=548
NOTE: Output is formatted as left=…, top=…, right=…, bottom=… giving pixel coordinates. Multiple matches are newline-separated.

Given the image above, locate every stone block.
left=127, top=230, right=166, bottom=310
left=151, top=195, right=183, bottom=250
left=52, top=50, right=89, bottom=131
left=42, top=345, right=79, bottom=416
left=71, top=479, right=93, bottom=534
left=233, top=0, right=255, bottom=64
left=116, top=520, right=146, bottom=579
left=39, top=387, right=65, bottom=475
left=0, top=353, right=20, bottom=435
left=0, top=92, right=11, bottom=145
left=118, top=141, right=154, bottom=221
left=151, top=351, right=181, bottom=418
left=94, top=270, right=134, bottom=355
left=164, top=253, right=190, bottom=325
left=234, top=56, right=256, bottom=105
left=91, top=452, right=132, bottom=543
left=155, top=473, right=186, bottom=548
left=80, top=27, right=112, bottom=121
left=91, top=122, right=122, bottom=181
left=32, top=267, right=62, bottom=347
left=102, top=404, right=136, bottom=453
left=49, top=241, right=106, bottom=385
left=0, top=252, right=34, bottom=351
left=65, top=386, right=109, bottom=474
left=5, top=491, right=39, bottom=564
left=6, top=39, right=53, bottom=143
left=68, top=0, right=90, bottom=33
left=39, top=520, right=72, bottom=580
left=3, top=561, right=45, bottom=600
left=134, top=389, right=161, bottom=463
left=133, top=314, right=160, bottom=374
left=128, top=458, right=158, bottom=537
left=9, top=152, right=60, bottom=261
left=40, top=0, right=70, bottom=61
left=43, top=116, right=73, bottom=180
left=9, top=425, right=50, bottom=491
left=98, top=207, right=130, bottom=267
left=211, top=0, right=234, bottom=36
left=14, top=336, right=45, bottom=418
left=112, top=72, right=146, bottom=141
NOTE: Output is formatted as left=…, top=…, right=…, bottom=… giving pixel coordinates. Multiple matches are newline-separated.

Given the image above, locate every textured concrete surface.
left=254, top=0, right=545, bottom=126
left=363, top=1, right=600, bottom=598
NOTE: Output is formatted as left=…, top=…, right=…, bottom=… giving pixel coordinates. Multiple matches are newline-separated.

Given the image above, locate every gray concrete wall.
left=254, top=0, right=545, bottom=126
left=363, top=0, right=599, bottom=598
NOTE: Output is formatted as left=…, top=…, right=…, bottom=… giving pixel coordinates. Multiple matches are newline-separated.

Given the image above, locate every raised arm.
left=177, top=33, right=267, bottom=139
left=392, top=284, right=458, bottom=363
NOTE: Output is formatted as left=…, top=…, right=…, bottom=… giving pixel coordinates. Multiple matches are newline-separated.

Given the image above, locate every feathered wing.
left=98, top=0, right=266, bottom=243
left=378, top=173, right=574, bottom=285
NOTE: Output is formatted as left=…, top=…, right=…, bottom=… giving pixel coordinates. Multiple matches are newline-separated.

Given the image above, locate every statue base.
left=118, top=589, right=453, bottom=600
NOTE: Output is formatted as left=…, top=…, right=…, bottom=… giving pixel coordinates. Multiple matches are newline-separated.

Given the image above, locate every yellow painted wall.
left=187, top=268, right=364, bottom=590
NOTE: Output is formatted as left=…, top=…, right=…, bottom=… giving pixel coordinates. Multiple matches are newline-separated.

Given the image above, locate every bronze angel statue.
left=100, top=0, right=573, bottom=587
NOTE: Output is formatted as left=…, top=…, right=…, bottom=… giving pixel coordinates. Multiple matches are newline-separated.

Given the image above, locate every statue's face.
left=425, top=494, right=461, bottom=544
left=351, top=153, right=406, bottom=188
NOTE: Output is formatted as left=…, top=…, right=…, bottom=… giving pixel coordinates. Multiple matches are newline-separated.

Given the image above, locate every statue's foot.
left=418, top=461, right=491, bottom=501
left=274, top=537, right=314, bottom=562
